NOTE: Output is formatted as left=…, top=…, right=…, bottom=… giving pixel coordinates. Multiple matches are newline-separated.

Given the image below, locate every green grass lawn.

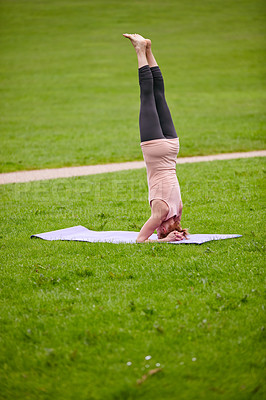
left=0, top=157, right=265, bottom=399
left=0, top=0, right=265, bottom=172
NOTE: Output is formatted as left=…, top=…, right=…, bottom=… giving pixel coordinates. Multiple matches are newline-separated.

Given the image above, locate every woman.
left=123, top=33, right=188, bottom=243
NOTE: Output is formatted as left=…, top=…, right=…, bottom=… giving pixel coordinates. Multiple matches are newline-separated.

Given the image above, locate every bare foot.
left=123, top=33, right=147, bottom=52
left=145, top=39, right=151, bottom=52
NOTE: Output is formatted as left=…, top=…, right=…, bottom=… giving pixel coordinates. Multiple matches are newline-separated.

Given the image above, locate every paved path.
left=0, top=150, right=265, bottom=185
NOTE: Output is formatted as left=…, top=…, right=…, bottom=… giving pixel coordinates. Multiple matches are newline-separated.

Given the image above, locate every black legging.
left=139, top=65, right=178, bottom=142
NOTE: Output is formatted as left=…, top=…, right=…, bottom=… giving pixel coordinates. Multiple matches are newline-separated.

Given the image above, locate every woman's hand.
left=139, top=231, right=185, bottom=244
left=164, top=230, right=184, bottom=242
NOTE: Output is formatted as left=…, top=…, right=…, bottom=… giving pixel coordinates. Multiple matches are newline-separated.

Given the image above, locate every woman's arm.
left=141, top=230, right=185, bottom=244
left=136, top=216, right=186, bottom=244
left=136, top=216, right=163, bottom=243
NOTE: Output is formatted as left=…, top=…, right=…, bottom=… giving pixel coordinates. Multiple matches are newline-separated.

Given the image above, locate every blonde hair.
left=159, top=220, right=188, bottom=239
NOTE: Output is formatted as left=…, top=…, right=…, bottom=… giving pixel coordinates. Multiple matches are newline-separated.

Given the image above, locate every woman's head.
left=156, top=215, right=188, bottom=239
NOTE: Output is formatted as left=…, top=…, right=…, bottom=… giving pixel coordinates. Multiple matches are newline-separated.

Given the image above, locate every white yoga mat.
left=31, top=225, right=242, bottom=244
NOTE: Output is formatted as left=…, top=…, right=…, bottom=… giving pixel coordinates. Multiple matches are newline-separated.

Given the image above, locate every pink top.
left=140, top=137, right=182, bottom=221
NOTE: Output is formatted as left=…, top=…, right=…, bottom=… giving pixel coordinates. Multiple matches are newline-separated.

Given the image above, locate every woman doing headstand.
left=123, top=33, right=188, bottom=243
